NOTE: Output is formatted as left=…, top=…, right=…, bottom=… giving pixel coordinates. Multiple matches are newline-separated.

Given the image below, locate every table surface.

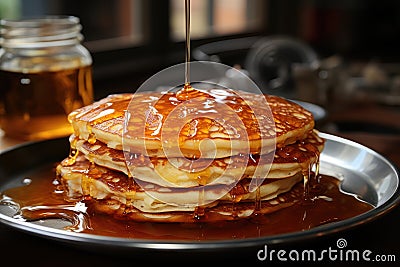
left=0, top=103, right=399, bottom=267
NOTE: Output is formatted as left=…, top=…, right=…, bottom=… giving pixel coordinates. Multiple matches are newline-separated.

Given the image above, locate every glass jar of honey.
left=0, top=15, right=93, bottom=141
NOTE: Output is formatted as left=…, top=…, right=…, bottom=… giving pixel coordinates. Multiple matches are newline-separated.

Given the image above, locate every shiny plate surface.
left=0, top=132, right=399, bottom=253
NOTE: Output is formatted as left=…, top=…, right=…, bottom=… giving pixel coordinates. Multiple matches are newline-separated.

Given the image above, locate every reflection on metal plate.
left=0, top=133, right=399, bottom=252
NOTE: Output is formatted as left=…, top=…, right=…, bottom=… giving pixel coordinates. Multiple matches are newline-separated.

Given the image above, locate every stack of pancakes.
left=56, top=88, right=325, bottom=222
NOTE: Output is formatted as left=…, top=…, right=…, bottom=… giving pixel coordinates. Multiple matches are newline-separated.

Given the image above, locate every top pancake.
left=68, top=88, right=315, bottom=158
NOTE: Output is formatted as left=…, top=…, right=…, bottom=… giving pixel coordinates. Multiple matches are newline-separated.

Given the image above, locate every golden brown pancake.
left=60, top=88, right=324, bottom=223
left=56, top=155, right=304, bottom=223
left=72, top=129, right=324, bottom=187
left=68, top=89, right=315, bottom=158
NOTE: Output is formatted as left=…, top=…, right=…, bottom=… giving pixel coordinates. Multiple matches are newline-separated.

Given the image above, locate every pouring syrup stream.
left=177, top=0, right=194, bottom=101
left=185, top=0, right=191, bottom=87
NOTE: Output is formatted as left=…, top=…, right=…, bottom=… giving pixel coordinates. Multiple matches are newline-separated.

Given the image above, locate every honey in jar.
left=0, top=16, right=93, bottom=141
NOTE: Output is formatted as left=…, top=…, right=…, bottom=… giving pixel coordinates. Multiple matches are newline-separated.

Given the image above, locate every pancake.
left=68, top=89, right=315, bottom=158
left=56, top=155, right=304, bottom=222
left=60, top=88, right=324, bottom=223
left=72, top=129, right=324, bottom=187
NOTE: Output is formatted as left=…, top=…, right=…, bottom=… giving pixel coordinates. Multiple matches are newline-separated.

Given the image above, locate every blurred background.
left=1, top=0, right=400, bottom=162
left=1, top=0, right=399, bottom=97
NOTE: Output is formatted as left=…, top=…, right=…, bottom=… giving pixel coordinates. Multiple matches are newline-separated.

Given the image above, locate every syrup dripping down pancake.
left=72, top=129, right=324, bottom=187
left=56, top=155, right=303, bottom=222
left=68, top=90, right=315, bottom=158
left=61, top=89, right=325, bottom=223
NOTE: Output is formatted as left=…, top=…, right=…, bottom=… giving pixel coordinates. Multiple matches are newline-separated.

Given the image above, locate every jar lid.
left=0, top=15, right=83, bottom=48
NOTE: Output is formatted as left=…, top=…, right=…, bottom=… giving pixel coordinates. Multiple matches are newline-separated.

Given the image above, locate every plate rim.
left=0, top=132, right=399, bottom=251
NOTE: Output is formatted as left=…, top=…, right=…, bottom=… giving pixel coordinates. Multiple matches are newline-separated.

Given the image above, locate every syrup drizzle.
left=185, top=0, right=191, bottom=86
left=176, top=0, right=194, bottom=101
left=64, top=136, right=79, bottom=166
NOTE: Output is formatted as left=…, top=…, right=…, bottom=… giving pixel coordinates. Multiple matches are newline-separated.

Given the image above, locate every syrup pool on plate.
left=0, top=162, right=373, bottom=240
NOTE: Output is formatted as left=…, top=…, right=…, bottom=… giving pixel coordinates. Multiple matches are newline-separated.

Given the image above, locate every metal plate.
left=0, top=133, right=399, bottom=253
